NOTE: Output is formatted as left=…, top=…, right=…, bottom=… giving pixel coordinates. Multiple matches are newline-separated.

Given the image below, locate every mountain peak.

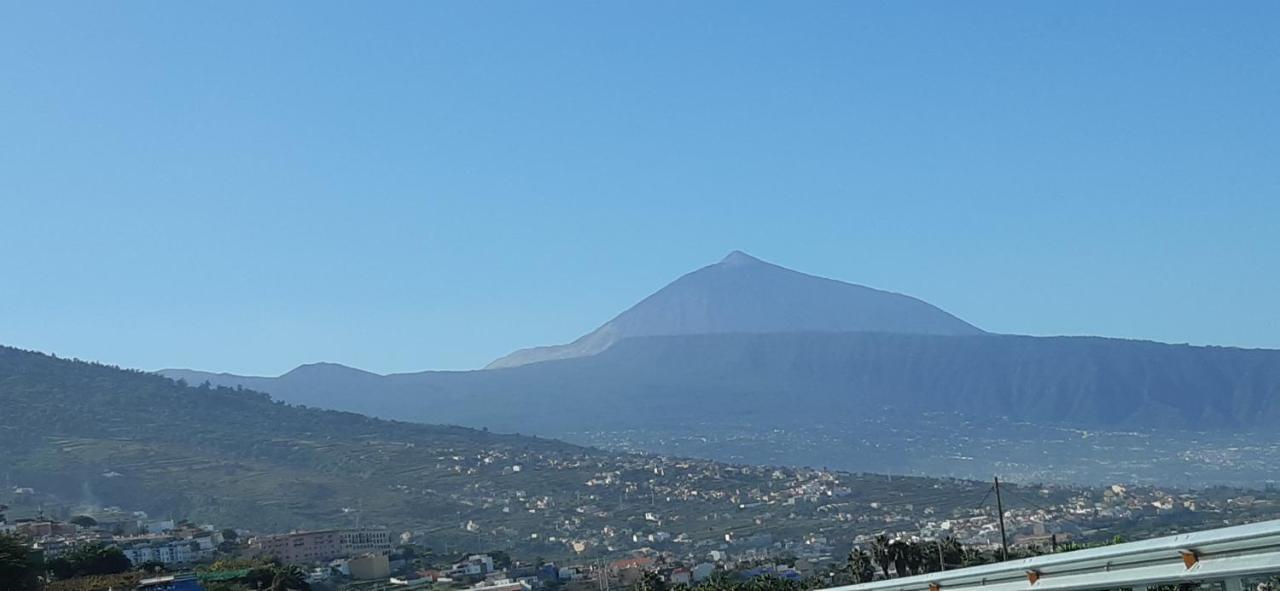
left=486, top=253, right=983, bottom=369
left=283, top=362, right=381, bottom=379
left=720, top=250, right=765, bottom=266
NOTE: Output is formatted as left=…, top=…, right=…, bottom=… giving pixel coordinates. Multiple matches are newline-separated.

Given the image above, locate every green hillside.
left=4, top=344, right=1247, bottom=559
left=0, top=346, right=590, bottom=536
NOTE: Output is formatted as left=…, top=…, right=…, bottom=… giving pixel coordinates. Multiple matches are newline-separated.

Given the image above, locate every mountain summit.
left=486, top=251, right=982, bottom=369
left=719, top=249, right=765, bottom=266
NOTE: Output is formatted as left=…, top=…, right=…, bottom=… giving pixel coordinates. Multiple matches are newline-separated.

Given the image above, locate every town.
left=6, top=471, right=1280, bottom=591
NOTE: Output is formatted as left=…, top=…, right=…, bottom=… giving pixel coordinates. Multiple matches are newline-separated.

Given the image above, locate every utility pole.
left=994, top=476, right=1009, bottom=562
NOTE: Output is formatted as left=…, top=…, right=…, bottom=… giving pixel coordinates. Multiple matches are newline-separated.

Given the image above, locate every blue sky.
left=2, top=2, right=1277, bottom=375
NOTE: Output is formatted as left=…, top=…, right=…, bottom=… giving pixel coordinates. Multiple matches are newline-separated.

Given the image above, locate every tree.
left=268, top=564, right=310, bottom=591
left=0, top=533, right=42, bottom=591
left=871, top=535, right=893, bottom=578
left=47, top=542, right=131, bottom=579
left=69, top=515, right=98, bottom=528
left=489, top=550, right=513, bottom=570
left=740, top=575, right=807, bottom=591
left=219, top=528, right=239, bottom=542
left=847, top=548, right=876, bottom=583
left=236, top=562, right=310, bottom=591
left=639, top=570, right=668, bottom=591
left=916, top=541, right=941, bottom=573
left=139, top=559, right=167, bottom=574
left=904, top=541, right=929, bottom=575
left=890, top=540, right=910, bottom=578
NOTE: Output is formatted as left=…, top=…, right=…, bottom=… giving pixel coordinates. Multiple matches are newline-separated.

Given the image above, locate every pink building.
left=249, top=528, right=390, bottom=565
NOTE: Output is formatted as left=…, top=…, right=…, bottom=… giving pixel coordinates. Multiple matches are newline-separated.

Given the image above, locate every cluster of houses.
left=1, top=509, right=226, bottom=568
left=7, top=476, right=1278, bottom=591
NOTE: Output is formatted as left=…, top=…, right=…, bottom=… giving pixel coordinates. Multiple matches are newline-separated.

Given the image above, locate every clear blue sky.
left=2, top=2, right=1277, bottom=375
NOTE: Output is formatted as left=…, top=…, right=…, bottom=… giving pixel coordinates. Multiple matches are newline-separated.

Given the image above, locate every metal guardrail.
left=825, top=519, right=1280, bottom=591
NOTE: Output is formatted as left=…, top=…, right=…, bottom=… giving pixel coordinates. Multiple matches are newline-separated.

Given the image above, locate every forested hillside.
left=1, top=345, right=1068, bottom=556
left=0, top=345, right=581, bottom=536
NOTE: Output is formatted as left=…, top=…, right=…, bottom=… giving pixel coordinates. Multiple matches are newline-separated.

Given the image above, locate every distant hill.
left=486, top=251, right=983, bottom=368
left=1, top=344, right=1062, bottom=554
left=161, top=362, right=385, bottom=412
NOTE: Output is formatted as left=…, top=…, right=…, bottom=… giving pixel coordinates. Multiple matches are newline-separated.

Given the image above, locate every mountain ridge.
left=160, top=331, right=1280, bottom=433
left=155, top=251, right=1280, bottom=464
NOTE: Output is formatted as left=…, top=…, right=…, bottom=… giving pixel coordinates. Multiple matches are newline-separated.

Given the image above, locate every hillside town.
left=5, top=475, right=1280, bottom=591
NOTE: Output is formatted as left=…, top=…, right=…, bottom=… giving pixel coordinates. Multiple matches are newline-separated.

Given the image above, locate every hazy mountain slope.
left=0, top=346, right=587, bottom=538
left=161, top=333, right=1280, bottom=433
left=3, top=344, right=1065, bottom=555
left=486, top=251, right=983, bottom=368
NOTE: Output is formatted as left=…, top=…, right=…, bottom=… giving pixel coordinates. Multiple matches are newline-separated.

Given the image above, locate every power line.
left=974, top=485, right=995, bottom=510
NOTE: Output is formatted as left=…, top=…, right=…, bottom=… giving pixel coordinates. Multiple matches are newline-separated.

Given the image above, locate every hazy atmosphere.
left=3, top=2, right=1278, bottom=375
left=7, top=4, right=1280, bottom=591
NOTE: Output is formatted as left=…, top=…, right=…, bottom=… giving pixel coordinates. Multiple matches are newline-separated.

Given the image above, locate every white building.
left=451, top=554, right=496, bottom=577
left=121, top=538, right=215, bottom=567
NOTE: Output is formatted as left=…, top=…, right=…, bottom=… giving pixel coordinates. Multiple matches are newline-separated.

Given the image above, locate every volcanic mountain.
left=160, top=251, right=1280, bottom=444
left=487, top=250, right=983, bottom=368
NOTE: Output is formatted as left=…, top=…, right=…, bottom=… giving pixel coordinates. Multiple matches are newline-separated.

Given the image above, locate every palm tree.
left=914, top=541, right=937, bottom=574
left=890, top=540, right=910, bottom=578
left=871, top=535, right=893, bottom=578
left=269, top=564, right=310, bottom=591
left=907, top=542, right=924, bottom=576
left=960, top=545, right=992, bottom=568
left=940, top=538, right=965, bottom=570
left=847, top=548, right=875, bottom=583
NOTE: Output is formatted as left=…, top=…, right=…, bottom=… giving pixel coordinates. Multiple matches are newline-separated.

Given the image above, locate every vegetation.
left=197, top=559, right=311, bottom=591
left=46, top=542, right=132, bottom=580
left=45, top=573, right=144, bottom=591
left=0, top=535, right=162, bottom=591
left=0, top=533, right=43, bottom=591
left=642, top=574, right=831, bottom=591
left=0, top=344, right=1091, bottom=557
left=0, top=344, right=594, bottom=538
left=846, top=548, right=875, bottom=583
left=831, top=534, right=1133, bottom=583
left=68, top=515, right=97, bottom=528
